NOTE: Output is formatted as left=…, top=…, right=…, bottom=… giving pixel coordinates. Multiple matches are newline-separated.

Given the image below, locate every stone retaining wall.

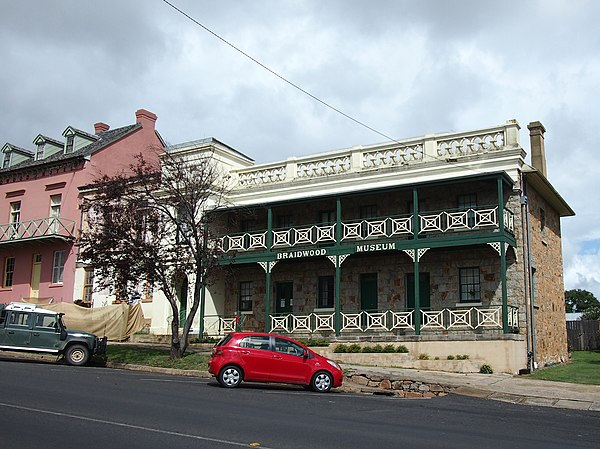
left=344, top=371, right=451, bottom=397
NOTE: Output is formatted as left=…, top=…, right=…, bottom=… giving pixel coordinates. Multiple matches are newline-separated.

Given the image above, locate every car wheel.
left=65, top=344, right=90, bottom=366
left=218, top=365, right=243, bottom=388
left=311, top=371, right=333, bottom=393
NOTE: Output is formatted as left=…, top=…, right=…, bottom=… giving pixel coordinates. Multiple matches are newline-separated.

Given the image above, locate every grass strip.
left=527, top=350, right=600, bottom=385
left=107, top=345, right=210, bottom=371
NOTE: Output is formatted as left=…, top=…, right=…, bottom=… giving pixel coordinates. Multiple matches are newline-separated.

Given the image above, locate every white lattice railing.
left=267, top=306, right=518, bottom=334
left=0, top=217, right=77, bottom=243
left=219, top=207, right=514, bottom=252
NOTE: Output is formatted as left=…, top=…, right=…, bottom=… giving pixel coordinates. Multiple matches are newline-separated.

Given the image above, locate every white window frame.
left=52, top=250, right=66, bottom=284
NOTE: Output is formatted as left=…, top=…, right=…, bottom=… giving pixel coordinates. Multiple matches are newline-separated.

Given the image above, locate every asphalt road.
left=0, top=358, right=598, bottom=449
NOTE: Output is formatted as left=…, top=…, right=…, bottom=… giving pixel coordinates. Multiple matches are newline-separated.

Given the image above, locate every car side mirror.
left=303, top=349, right=308, bottom=358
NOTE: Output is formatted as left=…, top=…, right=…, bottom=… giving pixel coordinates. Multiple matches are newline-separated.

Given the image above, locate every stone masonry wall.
left=526, top=185, right=569, bottom=366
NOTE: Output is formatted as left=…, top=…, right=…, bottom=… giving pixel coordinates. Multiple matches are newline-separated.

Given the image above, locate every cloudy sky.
left=1, top=0, right=599, bottom=297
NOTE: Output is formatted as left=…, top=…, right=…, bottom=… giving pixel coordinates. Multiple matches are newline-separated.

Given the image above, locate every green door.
left=275, top=282, right=293, bottom=314
left=360, top=273, right=378, bottom=312
left=406, top=273, right=431, bottom=310
left=30, top=313, right=61, bottom=351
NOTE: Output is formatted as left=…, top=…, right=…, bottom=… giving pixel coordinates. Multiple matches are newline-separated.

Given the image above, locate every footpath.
left=341, top=364, right=600, bottom=412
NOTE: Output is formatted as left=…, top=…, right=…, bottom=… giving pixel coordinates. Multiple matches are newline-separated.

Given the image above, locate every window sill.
left=314, top=308, right=334, bottom=313
left=455, top=302, right=482, bottom=307
left=0, top=287, right=13, bottom=291
left=240, top=311, right=253, bottom=315
left=49, top=283, right=63, bottom=288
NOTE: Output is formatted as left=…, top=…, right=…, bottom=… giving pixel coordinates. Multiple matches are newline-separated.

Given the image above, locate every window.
left=317, top=276, right=334, bottom=309
left=10, top=201, right=21, bottom=224
left=82, top=268, right=94, bottom=304
left=459, top=267, right=481, bottom=303
left=52, top=250, right=66, bottom=284
left=239, top=281, right=253, bottom=312
left=9, top=312, right=32, bottom=327
left=540, top=207, right=546, bottom=232
left=65, top=135, right=74, bottom=153
left=239, top=335, right=270, bottom=350
left=2, top=152, right=11, bottom=169
left=35, top=314, right=57, bottom=329
left=50, top=194, right=62, bottom=233
left=276, top=214, right=293, bottom=229
left=360, top=205, right=377, bottom=237
left=274, top=337, right=305, bottom=357
left=3, top=257, right=15, bottom=288
left=319, top=210, right=336, bottom=224
left=457, top=194, right=477, bottom=228
left=35, top=143, right=45, bottom=160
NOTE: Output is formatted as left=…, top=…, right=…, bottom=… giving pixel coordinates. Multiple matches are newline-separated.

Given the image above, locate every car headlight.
left=327, top=359, right=341, bottom=370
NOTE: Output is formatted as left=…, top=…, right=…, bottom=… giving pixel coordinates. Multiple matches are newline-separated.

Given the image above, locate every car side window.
left=0, top=310, right=6, bottom=326
left=239, top=336, right=271, bottom=351
left=274, top=338, right=304, bottom=357
left=8, top=311, right=32, bottom=327
left=35, top=314, right=57, bottom=329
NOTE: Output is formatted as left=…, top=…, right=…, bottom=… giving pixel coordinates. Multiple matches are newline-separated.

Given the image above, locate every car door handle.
left=33, top=333, right=40, bottom=336
left=8, top=331, right=14, bottom=334
left=241, top=350, right=250, bottom=355
left=272, top=355, right=282, bottom=359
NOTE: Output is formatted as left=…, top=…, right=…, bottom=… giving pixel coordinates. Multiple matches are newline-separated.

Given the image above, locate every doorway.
left=29, top=254, right=42, bottom=298
left=275, top=282, right=293, bottom=314
left=360, top=273, right=378, bottom=312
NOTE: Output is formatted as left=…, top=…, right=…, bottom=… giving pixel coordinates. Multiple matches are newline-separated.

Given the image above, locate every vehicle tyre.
left=218, top=365, right=243, bottom=388
left=65, top=344, right=90, bottom=366
left=311, top=371, right=333, bottom=393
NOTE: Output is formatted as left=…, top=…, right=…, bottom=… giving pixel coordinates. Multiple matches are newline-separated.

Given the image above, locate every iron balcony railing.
left=219, top=207, right=515, bottom=253
left=199, top=306, right=519, bottom=337
left=0, top=218, right=77, bottom=243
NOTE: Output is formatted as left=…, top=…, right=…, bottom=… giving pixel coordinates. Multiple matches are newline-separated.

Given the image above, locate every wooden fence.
left=567, top=320, right=600, bottom=350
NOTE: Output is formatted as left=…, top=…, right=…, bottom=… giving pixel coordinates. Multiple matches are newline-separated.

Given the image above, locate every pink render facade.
left=0, top=109, right=163, bottom=305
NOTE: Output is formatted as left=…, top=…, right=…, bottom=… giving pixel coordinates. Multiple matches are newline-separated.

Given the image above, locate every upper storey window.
left=65, top=135, right=74, bottom=154
left=35, top=143, right=45, bottom=161
left=2, top=152, right=11, bottom=169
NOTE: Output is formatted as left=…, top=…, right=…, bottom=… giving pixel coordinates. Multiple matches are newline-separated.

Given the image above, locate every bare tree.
left=79, top=146, right=229, bottom=358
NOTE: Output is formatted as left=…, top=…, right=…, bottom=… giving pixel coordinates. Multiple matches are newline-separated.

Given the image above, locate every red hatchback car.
left=208, top=332, right=343, bottom=392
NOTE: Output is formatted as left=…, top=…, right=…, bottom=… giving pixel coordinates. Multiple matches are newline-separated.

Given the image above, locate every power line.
left=161, top=0, right=399, bottom=143
left=160, top=0, right=499, bottom=178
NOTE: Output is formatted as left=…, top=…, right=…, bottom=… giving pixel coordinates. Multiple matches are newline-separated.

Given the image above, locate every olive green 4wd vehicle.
left=0, top=303, right=107, bottom=366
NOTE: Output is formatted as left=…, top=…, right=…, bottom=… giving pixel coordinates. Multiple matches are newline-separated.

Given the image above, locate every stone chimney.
left=94, top=122, right=110, bottom=134
left=135, top=109, right=158, bottom=130
left=527, top=121, right=547, bottom=177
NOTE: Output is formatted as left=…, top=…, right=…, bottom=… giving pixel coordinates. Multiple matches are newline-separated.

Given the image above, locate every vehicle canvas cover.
left=14, top=301, right=145, bottom=341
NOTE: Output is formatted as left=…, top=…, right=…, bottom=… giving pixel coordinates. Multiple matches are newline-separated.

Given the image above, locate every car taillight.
left=212, top=348, right=223, bottom=356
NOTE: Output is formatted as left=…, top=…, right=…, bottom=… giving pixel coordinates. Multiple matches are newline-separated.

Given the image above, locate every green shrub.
left=333, top=344, right=348, bottom=353
left=447, top=355, right=455, bottom=360
left=396, top=345, right=409, bottom=353
left=456, top=354, right=470, bottom=360
left=480, top=363, right=494, bottom=374
left=297, top=338, right=330, bottom=347
left=434, top=356, right=440, bottom=360
left=347, top=343, right=362, bottom=353
left=418, top=353, right=430, bottom=360
left=382, top=344, right=397, bottom=353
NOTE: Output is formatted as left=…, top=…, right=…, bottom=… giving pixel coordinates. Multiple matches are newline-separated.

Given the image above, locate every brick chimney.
left=94, top=122, right=110, bottom=134
left=527, top=121, right=547, bottom=177
left=135, top=109, right=158, bottom=130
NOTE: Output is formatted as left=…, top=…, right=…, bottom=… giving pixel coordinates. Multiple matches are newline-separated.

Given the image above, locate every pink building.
left=0, top=109, right=163, bottom=305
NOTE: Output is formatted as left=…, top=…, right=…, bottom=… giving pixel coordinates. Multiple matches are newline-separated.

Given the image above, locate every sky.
left=1, top=0, right=599, bottom=297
